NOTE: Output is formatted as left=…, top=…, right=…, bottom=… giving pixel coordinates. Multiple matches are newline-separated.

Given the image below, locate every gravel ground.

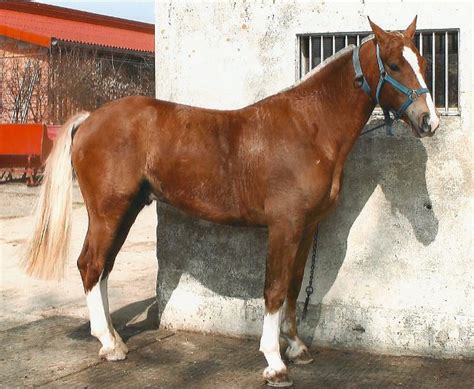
left=0, top=182, right=83, bottom=219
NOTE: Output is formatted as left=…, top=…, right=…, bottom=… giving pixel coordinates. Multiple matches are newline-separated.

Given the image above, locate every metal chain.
left=301, top=229, right=318, bottom=321
left=300, top=118, right=389, bottom=322
left=361, top=110, right=398, bottom=137
left=360, top=121, right=386, bottom=136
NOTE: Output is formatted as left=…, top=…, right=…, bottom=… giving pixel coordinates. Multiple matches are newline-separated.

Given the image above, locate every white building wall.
left=155, top=1, right=473, bottom=357
left=156, top=1, right=471, bottom=124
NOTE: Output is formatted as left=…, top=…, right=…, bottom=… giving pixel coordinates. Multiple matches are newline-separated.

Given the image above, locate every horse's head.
left=368, top=17, right=440, bottom=138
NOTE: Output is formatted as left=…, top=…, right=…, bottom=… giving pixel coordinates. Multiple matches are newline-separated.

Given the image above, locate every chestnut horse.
left=23, top=18, right=438, bottom=387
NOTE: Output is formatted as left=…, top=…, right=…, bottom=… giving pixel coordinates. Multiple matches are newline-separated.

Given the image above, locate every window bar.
left=457, top=30, right=460, bottom=111
left=297, top=30, right=458, bottom=113
left=320, top=35, right=324, bottom=62
left=299, top=37, right=302, bottom=78
left=298, top=37, right=302, bottom=78
left=445, top=31, right=448, bottom=113
left=432, top=32, right=435, bottom=102
left=300, top=36, right=306, bottom=78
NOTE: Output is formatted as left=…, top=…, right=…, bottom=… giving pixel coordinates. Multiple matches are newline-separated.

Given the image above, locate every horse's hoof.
left=286, top=347, right=313, bottom=365
left=291, top=350, right=314, bottom=365
left=116, top=340, right=129, bottom=355
left=285, top=345, right=313, bottom=365
left=99, top=346, right=127, bottom=361
left=114, top=334, right=129, bottom=355
left=263, top=367, right=293, bottom=387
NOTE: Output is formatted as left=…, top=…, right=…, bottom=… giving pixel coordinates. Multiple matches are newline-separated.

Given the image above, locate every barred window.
left=298, top=30, right=460, bottom=115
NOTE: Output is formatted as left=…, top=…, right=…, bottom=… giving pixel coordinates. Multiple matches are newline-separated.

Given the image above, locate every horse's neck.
left=292, top=50, right=375, bottom=148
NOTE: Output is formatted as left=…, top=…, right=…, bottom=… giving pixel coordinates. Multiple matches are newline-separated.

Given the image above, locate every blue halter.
left=353, top=43, right=429, bottom=135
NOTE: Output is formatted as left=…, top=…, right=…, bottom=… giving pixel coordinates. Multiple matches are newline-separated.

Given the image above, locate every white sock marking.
left=402, top=46, right=440, bottom=129
left=86, top=275, right=116, bottom=350
left=260, top=308, right=286, bottom=373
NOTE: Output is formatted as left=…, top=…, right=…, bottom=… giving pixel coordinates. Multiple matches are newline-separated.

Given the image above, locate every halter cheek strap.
left=352, top=45, right=372, bottom=96
left=353, top=43, right=430, bottom=135
left=375, top=45, right=429, bottom=119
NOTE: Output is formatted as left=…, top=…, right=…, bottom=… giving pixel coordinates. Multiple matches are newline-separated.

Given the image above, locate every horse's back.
left=71, top=94, right=327, bottom=225
left=144, top=99, right=260, bottom=223
left=71, top=96, right=260, bottom=222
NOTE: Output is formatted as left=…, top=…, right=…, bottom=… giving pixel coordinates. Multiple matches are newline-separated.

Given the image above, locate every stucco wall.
left=154, top=1, right=473, bottom=357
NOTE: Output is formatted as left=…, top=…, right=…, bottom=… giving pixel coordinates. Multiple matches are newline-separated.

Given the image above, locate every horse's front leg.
left=281, top=224, right=317, bottom=365
left=260, top=222, right=303, bottom=387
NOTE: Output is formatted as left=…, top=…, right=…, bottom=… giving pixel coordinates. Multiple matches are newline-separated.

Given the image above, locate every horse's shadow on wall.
left=155, top=122, right=439, bottom=340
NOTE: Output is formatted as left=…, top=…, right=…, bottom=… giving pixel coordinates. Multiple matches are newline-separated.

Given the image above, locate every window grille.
left=298, top=30, right=460, bottom=115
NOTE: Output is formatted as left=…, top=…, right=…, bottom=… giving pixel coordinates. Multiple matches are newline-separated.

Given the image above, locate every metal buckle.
left=353, top=77, right=363, bottom=89
left=409, top=90, right=419, bottom=101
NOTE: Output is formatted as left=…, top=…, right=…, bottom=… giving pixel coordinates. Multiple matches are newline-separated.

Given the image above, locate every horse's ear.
left=368, top=17, right=389, bottom=45
left=404, top=16, right=417, bottom=40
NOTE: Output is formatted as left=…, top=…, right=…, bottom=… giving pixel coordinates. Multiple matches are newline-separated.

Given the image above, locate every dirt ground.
left=1, top=182, right=473, bottom=388
left=0, top=183, right=158, bottom=331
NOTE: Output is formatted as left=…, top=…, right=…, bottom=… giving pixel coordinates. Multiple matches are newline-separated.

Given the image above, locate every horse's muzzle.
left=415, top=113, right=438, bottom=138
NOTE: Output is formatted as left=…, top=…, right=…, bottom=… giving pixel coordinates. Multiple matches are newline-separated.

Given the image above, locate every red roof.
left=0, top=2, right=154, bottom=53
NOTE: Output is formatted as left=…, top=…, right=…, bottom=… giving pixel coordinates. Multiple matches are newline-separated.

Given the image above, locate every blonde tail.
left=21, top=112, right=90, bottom=280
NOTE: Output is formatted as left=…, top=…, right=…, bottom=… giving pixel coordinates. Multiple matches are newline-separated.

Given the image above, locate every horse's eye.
left=389, top=63, right=400, bottom=72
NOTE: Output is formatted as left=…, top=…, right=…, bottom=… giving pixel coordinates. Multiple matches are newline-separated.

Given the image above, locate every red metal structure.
left=0, top=123, right=54, bottom=186
left=0, top=2, right=155, bottom=185
left=0, top=2, right=154, bottom=52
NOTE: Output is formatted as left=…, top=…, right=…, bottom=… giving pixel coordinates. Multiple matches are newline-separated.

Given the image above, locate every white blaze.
left=259, top=308, right=286, bottom=372
left=402, top=46, right=440, bottom=129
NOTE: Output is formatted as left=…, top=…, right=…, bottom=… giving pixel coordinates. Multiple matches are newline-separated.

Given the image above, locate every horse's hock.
left=155, top=2, right=473, bottom=358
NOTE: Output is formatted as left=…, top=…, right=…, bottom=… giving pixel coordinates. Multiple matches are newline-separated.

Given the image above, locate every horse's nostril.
left=420, top=114, right=431, bottom=133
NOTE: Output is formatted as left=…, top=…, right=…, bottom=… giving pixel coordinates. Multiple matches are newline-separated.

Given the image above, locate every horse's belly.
left=147, top=167, right=245, bottom=225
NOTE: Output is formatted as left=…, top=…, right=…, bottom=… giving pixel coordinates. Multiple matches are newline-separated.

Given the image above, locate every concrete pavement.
left=1, top=182, right=473, bottom=388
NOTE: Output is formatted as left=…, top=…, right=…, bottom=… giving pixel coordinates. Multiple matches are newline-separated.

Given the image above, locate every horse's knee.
left=264, top=281, right=287, bottom=313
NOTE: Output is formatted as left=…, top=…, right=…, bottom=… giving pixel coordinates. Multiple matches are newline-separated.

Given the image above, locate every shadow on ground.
left=2, top=314, right=472, bottom=388
left=68, top=297, right=159, bottom=342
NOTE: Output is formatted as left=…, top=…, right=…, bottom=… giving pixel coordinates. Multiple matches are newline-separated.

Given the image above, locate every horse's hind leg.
left=77, top=193, right=146, bottom=361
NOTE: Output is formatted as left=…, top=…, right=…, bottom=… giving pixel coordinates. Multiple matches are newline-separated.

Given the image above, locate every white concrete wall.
left=156, top=1, right=472, bottom=125
left=155, top=1, right=473, bottom=358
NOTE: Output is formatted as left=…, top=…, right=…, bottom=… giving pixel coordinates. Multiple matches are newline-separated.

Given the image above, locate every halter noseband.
left=352, top=42, right=429, bottom=135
